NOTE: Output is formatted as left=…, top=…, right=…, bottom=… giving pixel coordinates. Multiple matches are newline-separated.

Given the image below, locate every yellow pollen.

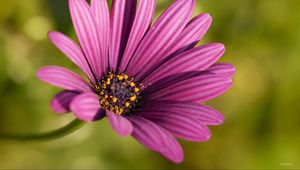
left=110, top=106, right=115, bottom=111
left=112, top=97, right=118, bottom=103
left=108, top=74, right=113, bottom=79
left=130, top=95, right=137, bottom=102
left=130, top=82, right=135, bottom=87
left=100, top=99, right=105, bottom=104
left=97, top=72, right=143, bottom=116
left=106, top=78, right=111, bottom=85
left=118, top=108, right=124, bottom=115
left=134, top=87, right=140, bottom=93
left=117, top=75, right=124, bottom=80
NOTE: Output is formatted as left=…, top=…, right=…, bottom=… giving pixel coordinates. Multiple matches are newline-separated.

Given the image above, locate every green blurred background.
left=1, top=0, right=300, bottom=169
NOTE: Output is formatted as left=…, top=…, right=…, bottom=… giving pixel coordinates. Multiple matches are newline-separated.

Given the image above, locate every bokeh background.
left=0, top=0, right=300, bottom=169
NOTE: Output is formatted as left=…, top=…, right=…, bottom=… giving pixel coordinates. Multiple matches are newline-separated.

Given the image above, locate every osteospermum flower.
left=37, top=0, right=235, bottom=163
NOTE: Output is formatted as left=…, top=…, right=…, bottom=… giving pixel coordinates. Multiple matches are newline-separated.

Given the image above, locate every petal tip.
left=224, top=64, right=236, bottom=78
left=218, top=118, right=224, bottom=124
left=201, top=13, right=212, bottom=20
left=205, top=134, right=211, bottom=141
left=215, top=43, right=225, bottom=51
left=47, top=31, right=61, bottom=42
left=205, top=43, right=225, bottom=54
left=36, top=67, right=45, bottom=80
left=173, top=157, right=184, bottom=164
left=204, top=14, right=213, bottom=26
left=211, top=43, right=226, bottom=61
left=201, top=130, right=212, bottom=142
left=47, top=31, right=56, bottom=38
left=170, top=152, right=184, bottom=164
left=196, top=13, right=212, bottom=28
left=217, top=113, right=225, bottom=124
left=160, top=147, right=184, bottom=164
left=231, top=65, right=236, bottom=75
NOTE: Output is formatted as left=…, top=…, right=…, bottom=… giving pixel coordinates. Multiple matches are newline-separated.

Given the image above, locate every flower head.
left=37, top=0, right=235, bottom=163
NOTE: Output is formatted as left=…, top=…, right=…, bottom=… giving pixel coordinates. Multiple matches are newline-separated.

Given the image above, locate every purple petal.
left=140, top=101, right=224, bottom=126
left=109, top=0, right=137, bottom=71
left=48, top=31, right=96, bottom=84
left=69, top=0, right=103, bottom=79
left=51, top=90, right=80, bottom=114
left=106, top=111, right=133, bottom=136
left=91, top=0, right=109, bottom=73
left=163, top=13, right=212, bottom=58
left=142, top=43, right=225, bottom=85
left=138, top=111, right=211, bottom=142
left=207, top=63, right=236, bottom=77
left=119, top=0, right=156, bottom=72
left=143, top=72, right=199, bottom=95
left=144, top=74, right=232, bottom=103
left=126, top=0, right=195, bottom=77
left=129, top=116, right=184, bottom=163
left=37, top=66, right=92, bottom=92
left=70, top=92, right=105, bottom=122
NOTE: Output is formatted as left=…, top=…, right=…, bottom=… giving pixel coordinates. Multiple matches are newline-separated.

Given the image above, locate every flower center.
left=96, top=72, right=143, bottom=115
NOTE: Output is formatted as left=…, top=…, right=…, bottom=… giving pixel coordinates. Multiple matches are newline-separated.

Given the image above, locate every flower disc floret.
left=96, top=72, right=143, bottom=115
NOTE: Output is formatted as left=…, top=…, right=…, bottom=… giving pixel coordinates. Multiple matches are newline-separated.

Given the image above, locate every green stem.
left=0, top=119, right=85, bottom=141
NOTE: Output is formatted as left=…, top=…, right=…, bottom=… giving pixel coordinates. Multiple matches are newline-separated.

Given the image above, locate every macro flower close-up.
left=36, top=0, right=234, bottom=163
left=3, top=0, right=300, bottom=169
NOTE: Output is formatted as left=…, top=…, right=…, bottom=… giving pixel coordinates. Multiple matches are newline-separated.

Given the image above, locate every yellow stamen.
left=134, top=87, right=140, bottom=93
left=112, top=97, right=118, bottom=103
left=130, top=95, right=137, bottom=102
left=97, top=72, right=142, bottom=116
left=106, top=78, right=111, bottom=85
left=108, top=74, right=114, bottom=79
left=119, top=108, right=124, bottom=115
left=130, top=82, right=135, bottom=87
left=117, top=75, right=124, bottom=80
left=110, top=106, right=115, bottom=111
left=100, top=99, right=105, bottom=104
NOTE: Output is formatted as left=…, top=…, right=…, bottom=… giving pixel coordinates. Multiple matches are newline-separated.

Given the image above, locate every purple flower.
left=37, top=0, right=235, bottom=163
